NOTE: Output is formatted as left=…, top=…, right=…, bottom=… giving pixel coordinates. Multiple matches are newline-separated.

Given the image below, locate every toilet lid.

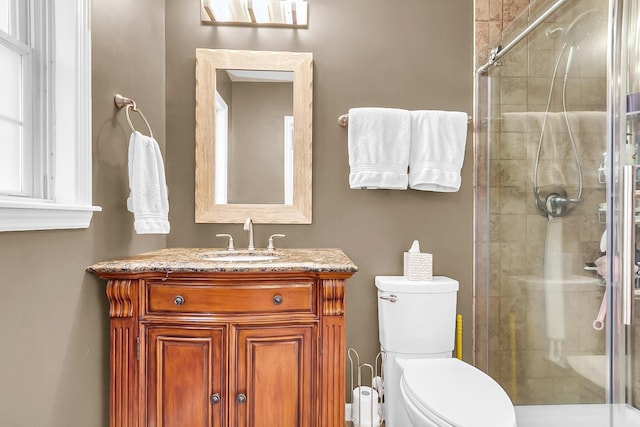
left=401, top=358, right=516, bottom=427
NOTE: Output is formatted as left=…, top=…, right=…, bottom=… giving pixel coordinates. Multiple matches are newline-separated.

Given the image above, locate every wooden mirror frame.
left=195, top=49, right=313, bottom=224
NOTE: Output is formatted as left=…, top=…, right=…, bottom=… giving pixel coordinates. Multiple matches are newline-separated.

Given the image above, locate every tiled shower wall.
left=475, top=0, right=531, bottom=67
left=474, top=0, right=609, bottom=405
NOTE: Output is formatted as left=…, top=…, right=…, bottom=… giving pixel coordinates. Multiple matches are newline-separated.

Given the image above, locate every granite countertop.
left=87, top=247, right=358, bottom=276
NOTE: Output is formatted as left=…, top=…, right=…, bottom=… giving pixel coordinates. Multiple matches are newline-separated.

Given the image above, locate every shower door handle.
left=622, top=165, right=635, bottom=325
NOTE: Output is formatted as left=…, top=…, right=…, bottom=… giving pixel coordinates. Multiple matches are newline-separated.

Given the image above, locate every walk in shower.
left=475, top=0, right=640, bottom=424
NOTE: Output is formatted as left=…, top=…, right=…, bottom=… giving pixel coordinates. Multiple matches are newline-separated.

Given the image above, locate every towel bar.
left=114, top=94, right=154, bottom=138
left=338, top=113, right=472, bottom=127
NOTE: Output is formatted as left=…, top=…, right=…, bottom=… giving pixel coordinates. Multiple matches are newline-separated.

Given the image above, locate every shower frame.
left=474, top=0, right=640, bottom=421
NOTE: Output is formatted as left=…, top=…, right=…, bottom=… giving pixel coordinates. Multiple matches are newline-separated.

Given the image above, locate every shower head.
left=561, top=9, right=603, bottom=46
left=545, top=27, right=564, bottom=39
left=544, top=9, right=603, bottom=45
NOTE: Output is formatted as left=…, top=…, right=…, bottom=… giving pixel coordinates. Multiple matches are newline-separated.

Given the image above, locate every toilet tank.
left=376, top=276, right=459, bottom=355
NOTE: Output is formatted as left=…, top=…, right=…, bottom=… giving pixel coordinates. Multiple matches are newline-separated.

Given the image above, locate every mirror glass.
left=215, top=69, right=294, bottom=205
left=195, top=49, right=313, bottom=224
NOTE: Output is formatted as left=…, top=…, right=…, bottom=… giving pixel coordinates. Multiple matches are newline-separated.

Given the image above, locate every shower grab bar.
left=476, top=0, right=570, bottom=74
left=622, top=164, right=635, bottom=325
left=338, top=113, right=472, bottom=127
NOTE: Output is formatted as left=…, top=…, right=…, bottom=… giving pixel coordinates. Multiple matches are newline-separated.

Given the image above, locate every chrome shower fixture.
left=545, top=9, right=603, bottom=47
left=535, top=185, right=580, bottom=217
left=562, top=9, right=603, bottom=47
left=532, top=9, right=603, bottom=218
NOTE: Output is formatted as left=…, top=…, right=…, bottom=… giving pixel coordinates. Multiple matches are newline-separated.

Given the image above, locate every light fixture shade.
left=202, top=0, right=308, bottom=27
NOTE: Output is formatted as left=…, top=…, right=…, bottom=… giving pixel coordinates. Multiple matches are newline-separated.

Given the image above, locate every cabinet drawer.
left=147, top=283, right=315, bottom=315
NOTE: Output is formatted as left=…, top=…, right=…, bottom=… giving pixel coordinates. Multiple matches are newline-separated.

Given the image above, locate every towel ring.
left=114, top=94, right=154, bottom=139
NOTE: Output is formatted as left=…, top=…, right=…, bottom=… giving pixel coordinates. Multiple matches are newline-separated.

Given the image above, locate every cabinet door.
left=146, top=326, right=225, bottom=427
left=232, top=324, right=315, bottom=427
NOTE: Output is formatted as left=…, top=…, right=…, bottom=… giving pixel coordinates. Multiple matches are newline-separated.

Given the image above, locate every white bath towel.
left=127, top=131, right=170, bottom=234
left=348, top=107, right=411, bottom=190
left=409, top=110, right=468, bottom=192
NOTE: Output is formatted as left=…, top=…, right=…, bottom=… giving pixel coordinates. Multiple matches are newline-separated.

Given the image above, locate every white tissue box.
left=404, top=252, right=433, bottom=281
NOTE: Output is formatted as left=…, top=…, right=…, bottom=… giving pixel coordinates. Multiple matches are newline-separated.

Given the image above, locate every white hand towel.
left=127, top=131, right=170, bottom=234
left=348, top=107, right=411, bottom=190
left=409, top=110, right=468, bottom=192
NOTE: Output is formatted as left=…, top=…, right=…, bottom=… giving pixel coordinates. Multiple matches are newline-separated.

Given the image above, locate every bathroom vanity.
left=87, top=248, right=357, bottom=427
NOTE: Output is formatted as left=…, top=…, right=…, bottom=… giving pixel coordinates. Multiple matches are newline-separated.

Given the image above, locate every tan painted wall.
left=0, top=0, right=166, bottom=425
left=165, top=0, right=474, bottom=368
left=0, top=1, right=473, bottom=424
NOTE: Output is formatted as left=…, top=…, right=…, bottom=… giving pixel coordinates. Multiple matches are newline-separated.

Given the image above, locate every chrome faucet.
left=243, top=218, right=255, bottom=250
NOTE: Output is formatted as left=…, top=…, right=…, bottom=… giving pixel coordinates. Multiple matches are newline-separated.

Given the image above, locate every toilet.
left=376, top=276, right=516, bottom=427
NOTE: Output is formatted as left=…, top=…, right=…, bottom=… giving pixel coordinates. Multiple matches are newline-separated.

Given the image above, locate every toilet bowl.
left=400, top=358, right=516, bottom=427
left=375, top=275, right=516, bottom=427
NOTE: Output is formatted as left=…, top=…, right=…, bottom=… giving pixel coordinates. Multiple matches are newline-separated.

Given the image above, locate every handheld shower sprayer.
left=533, top=8, right=604, bottom=218
left=544, top=9, right=603, bottom=47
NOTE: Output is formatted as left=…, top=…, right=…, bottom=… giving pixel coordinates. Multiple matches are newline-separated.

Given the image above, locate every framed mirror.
left=195, top=49, right=313, bottom=224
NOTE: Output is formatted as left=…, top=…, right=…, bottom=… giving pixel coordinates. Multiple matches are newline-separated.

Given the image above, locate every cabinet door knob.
left=210, top=393, right=220, bottom=404
left=273, top=294, right=283, bottom=305
left=173, top=295, right=185, bottom=306
left=236, top=393, right=247, bottom=403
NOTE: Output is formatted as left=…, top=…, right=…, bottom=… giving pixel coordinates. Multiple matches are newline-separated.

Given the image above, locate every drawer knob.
left=273, top=294, right=283, bottom=305
left=173, top=295, right=185, bottom=306
left=236, top=393, right=247, bottom=404
left=210, top=393, right=220, bottom=404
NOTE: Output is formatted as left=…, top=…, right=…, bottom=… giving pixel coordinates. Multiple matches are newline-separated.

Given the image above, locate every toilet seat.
left=401, top=358, right=516, bottom=427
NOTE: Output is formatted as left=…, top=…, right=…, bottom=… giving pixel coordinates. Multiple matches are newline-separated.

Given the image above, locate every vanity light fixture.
left=201, top=0, right=308, bottom=27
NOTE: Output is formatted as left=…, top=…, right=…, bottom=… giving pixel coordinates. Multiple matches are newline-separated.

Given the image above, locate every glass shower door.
left=475, top=0, right=640, bottom=424
left=611, top=0, right=640, bottom=423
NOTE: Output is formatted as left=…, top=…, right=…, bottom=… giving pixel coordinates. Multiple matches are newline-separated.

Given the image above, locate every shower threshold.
left=515, top=404, right=640, bottom=427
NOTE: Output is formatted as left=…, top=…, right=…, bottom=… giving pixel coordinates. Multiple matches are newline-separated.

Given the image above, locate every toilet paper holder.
left=348, top=348, right=384, bottom=427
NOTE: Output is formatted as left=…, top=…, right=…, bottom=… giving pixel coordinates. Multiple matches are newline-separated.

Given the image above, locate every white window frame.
left=0, top=0, right=101, bottom=232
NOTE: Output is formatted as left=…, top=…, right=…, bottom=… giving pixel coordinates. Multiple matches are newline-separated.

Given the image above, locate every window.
left=0, top=0, right=100, bottom=231
left=0, top=0, right=35, bottom=197
left=214, top=91, right=228, bottom=204
left=283, top=115, right=293, bottom=205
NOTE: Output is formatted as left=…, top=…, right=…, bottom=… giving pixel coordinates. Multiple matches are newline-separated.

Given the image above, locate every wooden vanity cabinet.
left=94, top=260, right=355, bottom=427
left=145, top=322, right=315, bottom=427
left=142, top=277, right=317, bottom=427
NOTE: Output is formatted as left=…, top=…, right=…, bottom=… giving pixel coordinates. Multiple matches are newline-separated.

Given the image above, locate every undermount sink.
left=199, top=251, right=279, bottom=262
